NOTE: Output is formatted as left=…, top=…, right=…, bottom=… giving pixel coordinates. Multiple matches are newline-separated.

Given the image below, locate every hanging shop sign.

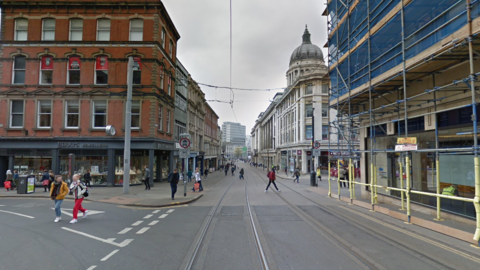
left=397, top=137, right=417, bottom=144
left=297, top=150, right=302, bottom=155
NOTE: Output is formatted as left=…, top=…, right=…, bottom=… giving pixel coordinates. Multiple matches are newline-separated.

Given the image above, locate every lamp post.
left=123, top=56, right=134, bottom=194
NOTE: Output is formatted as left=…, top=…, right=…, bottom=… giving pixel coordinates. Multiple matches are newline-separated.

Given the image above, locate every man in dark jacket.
left=169, top=168, right=180, bottom=200
left=84, top=169, right=92, bottom=187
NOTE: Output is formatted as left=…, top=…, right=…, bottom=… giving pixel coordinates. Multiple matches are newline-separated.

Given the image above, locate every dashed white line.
left=148, top=220, right=159, bottom=226
left=0, top=209, right=34, bottom=219
left=143, top=214, right=153, bottom=219
left=136, top=227, right=150, bottom=234
left=152, top=210, right=160, bottom=213
left=86, top=266, right=97, bottom=270
left=117, top=228, right=132, bottom=234
left=100, top=249, right=119, bottom=261
left=166, top=209, right=175, bottom=213
left=132, top=221, right=143, bottom=226
left=159, top=214, right=168, bottom=219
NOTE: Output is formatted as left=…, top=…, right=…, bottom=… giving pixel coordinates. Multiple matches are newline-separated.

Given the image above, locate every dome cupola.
left=289, top=25, right=323, bottom=66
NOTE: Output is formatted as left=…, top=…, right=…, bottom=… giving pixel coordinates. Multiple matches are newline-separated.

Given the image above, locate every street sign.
left=395, top=144, right=417, bottom=151
left=179, top=138, right=190, bottom=149
left=313, top=141, right=321, bottom=149
left=313, top=149, right=321, bottom=156
left=397, top=137, right=417, bottom=144
left=179, top=149, right=191, bottom=158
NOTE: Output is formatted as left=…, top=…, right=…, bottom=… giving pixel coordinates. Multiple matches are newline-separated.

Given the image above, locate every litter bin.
left=17, top=175, right=36, bottom=194
left=310, top=171, right=317, bottom=187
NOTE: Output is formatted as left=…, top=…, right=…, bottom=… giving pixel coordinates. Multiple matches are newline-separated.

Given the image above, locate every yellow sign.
left=397, top=137, right=417, bottom=144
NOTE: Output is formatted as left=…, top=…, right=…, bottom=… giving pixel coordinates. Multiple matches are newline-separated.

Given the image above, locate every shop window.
left=37, top=100, right=52, bottom=128
left=322, top=125, right=329, bottom=140
left=95, top=56, right=109, bottom=85
left=168, top=75, right=172, bottom=95
left=69, top=19, right=83, bottom=41
left=322, top=83, right=329, bottom=94
left=167, top=110, right=171, bottom=133
left=65, top=100, right=79, bottom=128
left=15, top=18, right=28, bottom=41
left=93, top=100, right=107, bottom=128
left=133, top=57, right=141, bottom=84
left=306, top=125, right=312, bottom=140
left=10, top=100, right=24, bottom=128
left=13, top=56, right=26, bottom=84
left=129, top=19, right=143, bottom=41
left=169, top=39, right=174, bottom=58
left=97, top=19, right=111, bottom=41
left=60, top=153, right=108, bottom=185
left=306, top=104, right=313, bottom=117
left=131, top=100, right=140, bottom=129
left=40, top=56, right=53, bottom=84
left=42, top=18, right=55, bottom=41
left=160, top=66, right=164, bottom=89
left=322, top=105, right=328, bottom=117
left=115, top=153, right=149, bottom=185
left=161, top=27, right=166, bottom=48
left=67, top=56, right=81, bottom=85
left=158, top=105, right=163, bottom=131
left=15, top=156, right=52, bottom=180
left=305, top=84, right=313, bottom=95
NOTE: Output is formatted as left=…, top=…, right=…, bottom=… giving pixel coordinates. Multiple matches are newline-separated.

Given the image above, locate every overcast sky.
left=163, top=0, right=328, bottom=134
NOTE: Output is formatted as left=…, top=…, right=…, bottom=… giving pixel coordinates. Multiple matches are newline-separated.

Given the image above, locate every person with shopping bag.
left=192, top=167, right=203, bottom=192
left=41, top=170, right=50, bottom=192
left=50, top=176, right=69, bottom=223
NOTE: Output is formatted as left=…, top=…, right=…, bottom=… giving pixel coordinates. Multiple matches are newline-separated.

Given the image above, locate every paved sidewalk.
left=0, top=171, right=227, bottom=207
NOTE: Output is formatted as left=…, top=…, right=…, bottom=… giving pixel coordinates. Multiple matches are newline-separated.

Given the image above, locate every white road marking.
left=0, top=205, right=5, bottom=206
left=0, top=209, right=34, bottom=219
left=166, top=209, right=175, bottom=213
left=159, top=214, right=168, bottom=219
left=51, top=208, right=104, bottom=218
left=132, top=221, right=143, bottom=226
left=117, top=228, right=132, bottom=234
left=143, top=214, right=153, bottom=219
left=152, top=210, right=160, bottom=213
left=148, top=220, right=159, bottom=226
left=100, top=249, right=119, bottom=261
left=86, top=266, right=97, bottom=270
left=136, top=227, right=150, bottom=234
left=61, top=227, right=133, bottom=247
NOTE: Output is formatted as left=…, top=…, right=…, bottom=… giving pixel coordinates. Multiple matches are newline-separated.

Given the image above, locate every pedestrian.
left=231, top=165, right=235, bottom=176
left=5, top=169, right=13, bottom=191
left=342, top=167, right=349, bottom=188
left=316, top=166, right=322, bottom=182
left=192, top=167, right=203, bottom=192
left=225, top=166, right=228, bottom=176
left=144, top=165, right=151, bottom=190
left=41, top=170, right=50, bottom=192
left=49, top=170, right=55, bottom=187
left=69, top=174, right=89, bottom=224
left=239, top=168, right=244, bottom=179
left=204, top=168, right=209, bottom=179
left=187, top=169, right=193, bottom=182
left=294, top=167, right=300, bottom=183
left=50, top=175, right=69, bottom=223
left=84, top=169, right=92, bottom=187
left=12, top=170, right=19, bottom=190
left=168, top=168, right=180, bottom=200
left=265, top=167, right=280, bottom=193
left=285, top=166, right=288, bottom=176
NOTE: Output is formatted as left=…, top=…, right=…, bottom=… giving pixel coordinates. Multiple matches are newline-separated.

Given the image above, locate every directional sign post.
left=179, top=138, right=191, bottom=149
left=313, top=149, right=321, bottom=156
left=179, top=133, right=191, bottom=197
left=313, top=141, right=321, bottom=149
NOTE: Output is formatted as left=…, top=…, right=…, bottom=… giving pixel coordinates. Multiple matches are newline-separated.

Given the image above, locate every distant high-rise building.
left=221, top=122, right=246, bottom=146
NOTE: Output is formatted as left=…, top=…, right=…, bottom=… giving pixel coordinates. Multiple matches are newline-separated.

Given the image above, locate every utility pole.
left=123, top=57, right=134, bottom=194
left=312, top=107, right=315, bottom=172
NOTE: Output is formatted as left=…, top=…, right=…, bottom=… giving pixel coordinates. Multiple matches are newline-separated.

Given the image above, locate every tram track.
left=248, top=166, right=477, bottom=270
left=183, top=172, right=269, bottom=270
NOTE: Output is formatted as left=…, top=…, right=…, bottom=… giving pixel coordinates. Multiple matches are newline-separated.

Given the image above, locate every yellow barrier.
left=406, top=156, right=411, bottom=223
left=337, top=163, right=341, bottom=200
left=435, top=159, right=442, bottom=221
left=473, top=157, right=480, bottom=243
left=374, top=165, right=378, bottom=204
left=399, top=159, right=405, bottom=211
left=328, top=162, right=331, bottom=197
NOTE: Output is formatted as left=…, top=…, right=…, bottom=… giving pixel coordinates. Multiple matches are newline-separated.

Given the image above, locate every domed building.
left=252, top=26, right=350, bottom=174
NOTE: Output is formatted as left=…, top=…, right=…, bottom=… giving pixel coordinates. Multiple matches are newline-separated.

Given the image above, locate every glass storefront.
left=14, top=156, right=52, bottom=183
left=60, top=150, right=108, bottom=185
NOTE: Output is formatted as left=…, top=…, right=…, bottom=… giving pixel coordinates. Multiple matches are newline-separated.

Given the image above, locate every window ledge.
left=61, top=128, right=80, bottom=131
left=32, top=128, right=53, bottom=131
left=4, top=128, right=25, bottom=131
left=88, top=128, right=107, bottom=132
left=121, top=128, right=142, bottom=132
left=66, top=85, right=81, bottom=87
left=93, top=85, right=108, bottom=87
left=166, top=133, right=173, bottom=136
left=158, top=130, right=165, bottom=134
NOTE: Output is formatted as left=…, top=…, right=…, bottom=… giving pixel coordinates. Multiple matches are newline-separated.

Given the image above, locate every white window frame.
left=94, top=56, right=109, bottom=85
left=158, top=105, right=163, bottom=131
left=168, top=75, right=172, bottom=95
left=39, top=56, right=53, bottom=85
left=65, top=100, right=80, bottom=129
left=42, top=18, right=55, bottom=41
left=9, top=100, right=24, bottom=128
left=321, top=105, right=328, bottom=118
left=161, top=28, right=166, bottom=48
left=96, top=19, right=111, bottom=41
left=67, top=57, right=81, bottom=85
left=37, top=100, right=52, bottom=128
left=69, top=19, right=83, bottom=41
left=15, top=18, right=28, bottom=41
left=322, top=83, right=329, bottom=94
left=169, top=40, right=173, bottom=58
left=305, top=84, right=313, bottom=95
left=92, top=100, right=107, bottom=129
left=160, top=66, right=164, bottom=89
left=131, top=100, right=141, bottom=129
left=12, top=56, right=26, bottom=84
left=166, top=110, right=171, bottom=133
left=129, top=19, right=143, bottom=41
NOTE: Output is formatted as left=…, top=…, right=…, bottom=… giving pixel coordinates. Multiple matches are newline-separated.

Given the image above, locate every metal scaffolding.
left=325, top=0, right=480, bottom=246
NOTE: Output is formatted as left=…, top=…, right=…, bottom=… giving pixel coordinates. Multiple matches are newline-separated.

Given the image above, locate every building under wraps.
left=325, top=0, right=480, bottom=242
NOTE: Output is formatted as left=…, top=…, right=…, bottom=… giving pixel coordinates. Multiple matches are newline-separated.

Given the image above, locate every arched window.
left=129, top=19, right=143, bottom=41
left=67, top=56, right=81, bottom=85
left=42, top=18, right=55, bottom=41
left=97, top=19, right=111, bottom=41
left=40, top=56, right=53, bottom=84
left=95, top=56, right=109, bottom=85
left=12, top=56, right=26, bottom=84
left=15, top=18, right=28, bottom=41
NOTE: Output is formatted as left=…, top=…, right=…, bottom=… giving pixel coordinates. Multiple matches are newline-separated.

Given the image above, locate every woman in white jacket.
left=69, top=174, right=89, bottom=224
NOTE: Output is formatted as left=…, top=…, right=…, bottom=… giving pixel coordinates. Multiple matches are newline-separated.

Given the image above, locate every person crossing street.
left=69, top=174, right=88, bottom=224
left=168, top=168, right=180, bottom=200
left=265, top=167, right=280, bottom=193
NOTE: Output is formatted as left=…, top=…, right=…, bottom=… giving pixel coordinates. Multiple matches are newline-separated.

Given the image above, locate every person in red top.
left=265, top=166, right=281, bottom=193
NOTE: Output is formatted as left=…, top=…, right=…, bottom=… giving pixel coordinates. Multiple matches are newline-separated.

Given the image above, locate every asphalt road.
left=1, top=163, right=480, bottom=270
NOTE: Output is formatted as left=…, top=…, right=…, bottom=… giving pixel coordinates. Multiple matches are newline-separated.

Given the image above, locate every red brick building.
left=203, top=102, right=220, bottom=170
left=0, top=0, right=180, bottom=186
